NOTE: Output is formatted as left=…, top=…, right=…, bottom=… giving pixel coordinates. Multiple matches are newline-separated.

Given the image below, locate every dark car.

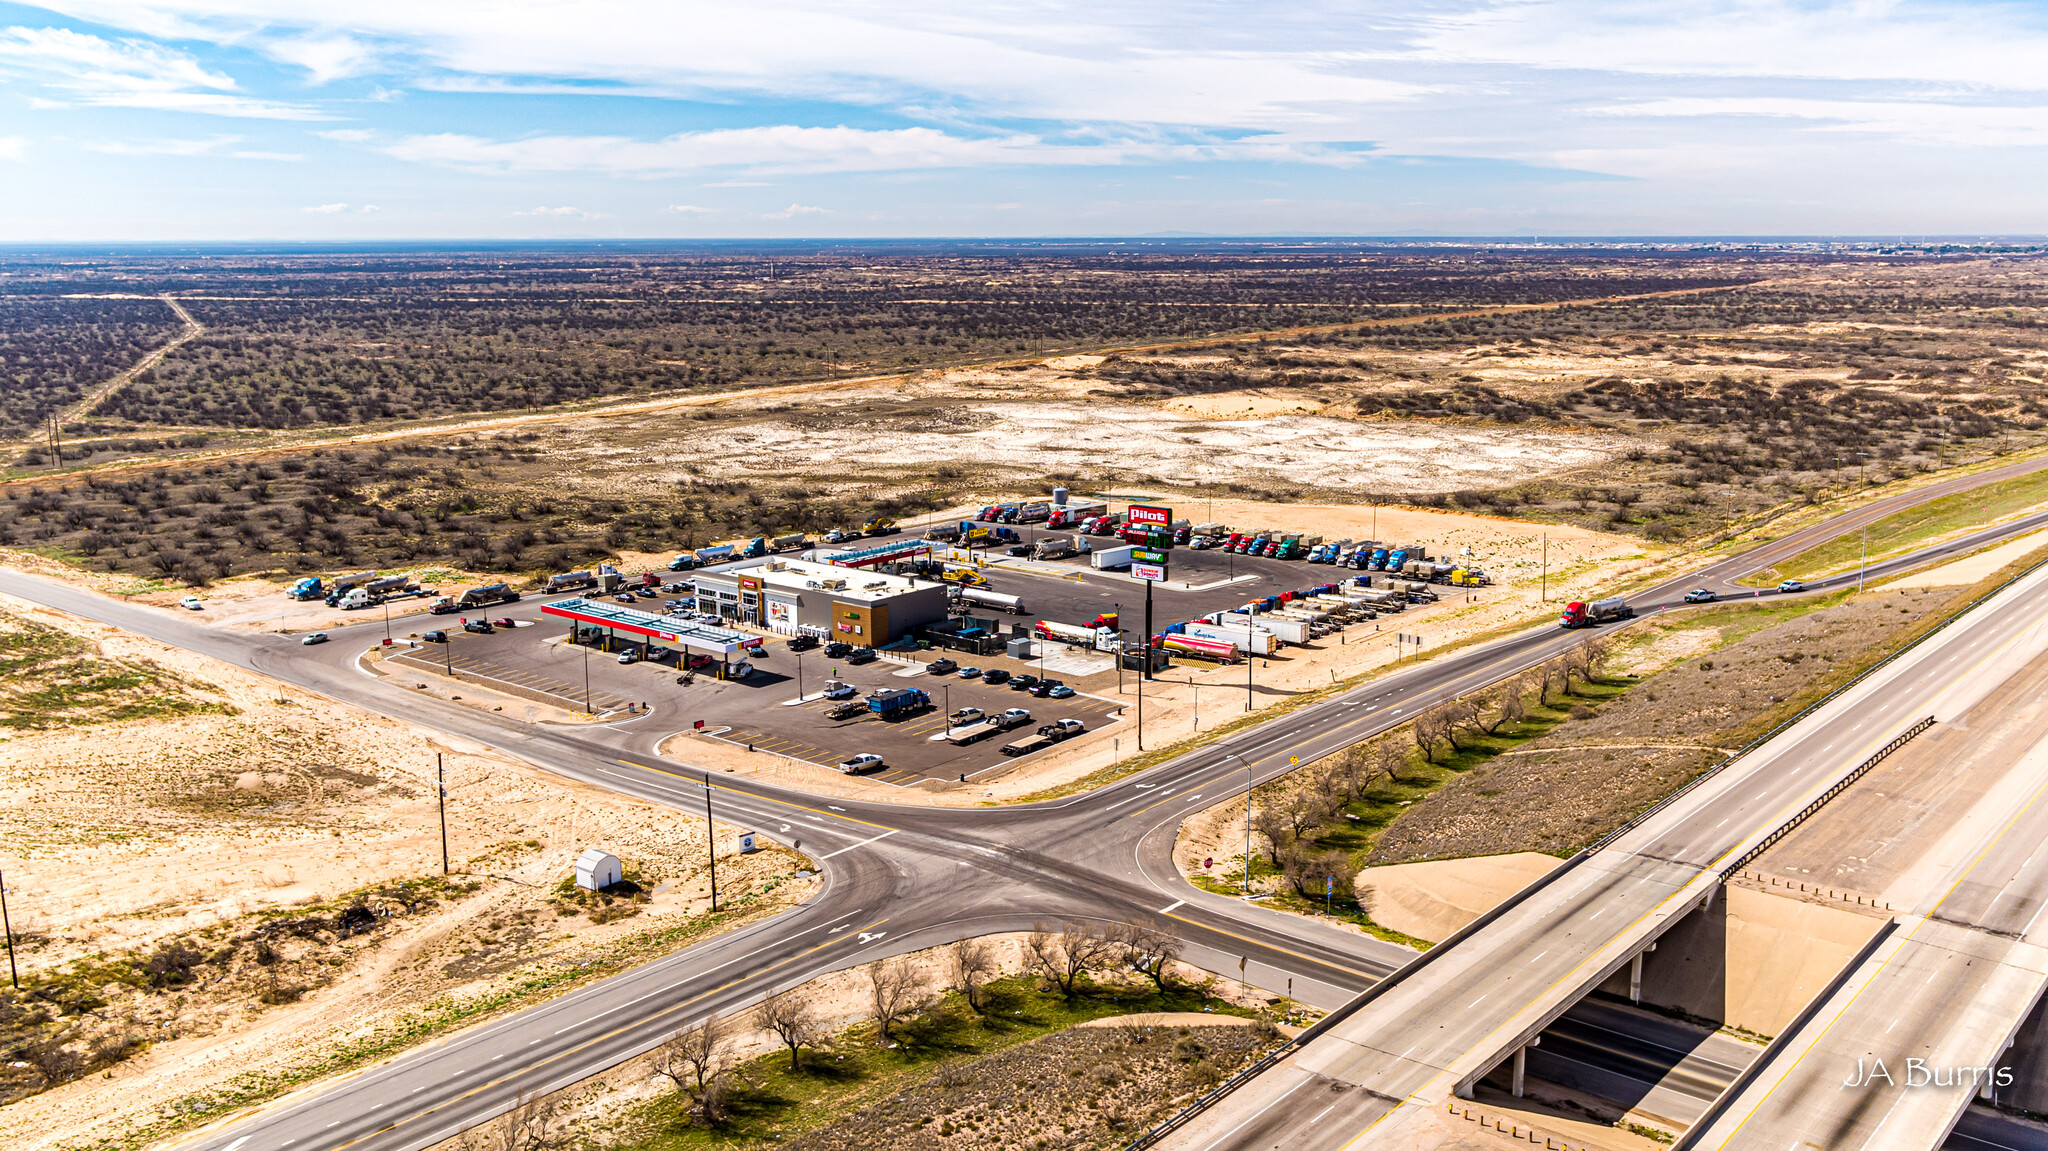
left=845, top=647, right=878, bottom=665
left=463, top=618, right=495, bottom=634
left=492, top=617, right=516, bottom=628
left=1006, top=543, right=1034, bottom=556
left=983, top=669, right=1011, bottom=685
left=421, top=630, right=448, bottom=643
left=824, top=641, right=854, bottom=659
left=1029, top=679, right=1063, bottom=697
left=928, top=658, right=959, bottom=675
left=1683, top=588, right=1718, bottom=604
left=1010, top=674, right=1040, bottom=692
left=788, top=634, right=821, bottom=652
left=615, top=593, right=638, bottom=602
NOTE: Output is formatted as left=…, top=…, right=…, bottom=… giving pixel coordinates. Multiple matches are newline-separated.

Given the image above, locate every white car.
left=301, top=631, right=329, bottom=645
left=837, top=753, right=885, bottom=775
left=617, top=650, right=640, bottom=664
left=179, top=596, right=203, bottom=610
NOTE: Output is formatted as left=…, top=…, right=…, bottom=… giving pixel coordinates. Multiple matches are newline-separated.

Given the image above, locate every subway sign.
left=1132, top=548, right=1168, bottom=563
left=1126, top=504, right=1172, bottom=529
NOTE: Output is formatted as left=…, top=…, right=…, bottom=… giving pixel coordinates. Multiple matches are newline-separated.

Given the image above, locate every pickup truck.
left=1002, top=718, right=1085, bottom=757
left=948, top=707, right=985, bottom=726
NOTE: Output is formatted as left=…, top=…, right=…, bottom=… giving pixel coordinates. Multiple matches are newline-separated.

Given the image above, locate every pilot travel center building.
left=691, top=557, right=948, bottom=644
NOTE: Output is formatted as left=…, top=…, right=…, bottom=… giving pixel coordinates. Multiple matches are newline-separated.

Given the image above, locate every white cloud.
left=0, top=25, right=328, bottom=118
left=0, top=134, right=26, bottom=161
left=83, top=133, right=237, bottom=155
left=1597, top=97, right=2048, bottom=149
left=764, top=203, right=829, bottom=219
left=303, top=201, right=349, bottom=212
left=230, top=148, right=302, bottom=160
left=665, top=203, right=715, bottom=214
left=511, top=205, right=600, bottom=218
left=702, top=179, right=769, bottom=187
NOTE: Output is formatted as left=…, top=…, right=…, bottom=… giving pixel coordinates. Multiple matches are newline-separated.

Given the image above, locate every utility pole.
left=1142, top=575, right=1156, bottom=682
left=384, top=599, right=393, bottom=645
left=1540, top=535, right=1548, bottom=602
left=582, top=631, right=592, bottom=715
left=0, top=870, right=17, bottom=989
left=1136, top=671, right=1144, bottom=751
left=443, top=629, right=454, bottom=677
left=436, top=753, right=449, bottom=876
left=1228, top=754, right=1251, bottom=895
left=795, top=650, right=805, bottom=701
left=1246, top=642, right=1254, bottom=712
left=702, top=774, right=718, bottom=912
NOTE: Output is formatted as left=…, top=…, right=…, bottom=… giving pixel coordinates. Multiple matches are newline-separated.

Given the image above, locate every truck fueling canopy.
left=541, top=599, right=762, bottom=656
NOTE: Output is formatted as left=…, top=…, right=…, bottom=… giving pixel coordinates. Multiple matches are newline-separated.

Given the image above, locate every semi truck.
left=694, top=543, right=736, bottom=565
left=1034, top=536, right=1079, bottom=561
left=958, top=587, right=1026, bottom=614
left=1032, top=619, right=1119, bottom=651
left=337, top=574, right=422, bottom=609
left=1560, top=597, right=1635, bottom=629
left=772, top=533, right=809, bottom=551
left=546, top=570, right=598, bottom=593
left=867, top=687, right=932, bottom=718
left=287, top=576, right=324, bottom=600
left=1156, top=633, right=1240, bottom=663
left=1091, top=544, right=1137, bottom=570
left=1179, top=620, right=1279, bottom=656
left=430, top=583, right=522, bottom=615
left=320, top=571, right=379, bottom=605
left=1220, top=611, right=1309, bottom=645
left=1046, top=500, right=1107, bottom=528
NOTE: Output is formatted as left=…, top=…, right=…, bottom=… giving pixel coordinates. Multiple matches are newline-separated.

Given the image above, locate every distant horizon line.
left=1, top=233, right=2043, bottom=254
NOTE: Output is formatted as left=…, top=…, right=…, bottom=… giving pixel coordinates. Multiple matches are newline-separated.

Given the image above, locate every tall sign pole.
left=436, top=753, right=450, bottom=876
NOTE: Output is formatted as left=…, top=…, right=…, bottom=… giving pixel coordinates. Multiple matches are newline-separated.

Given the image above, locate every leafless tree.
left=1251, top=803, right=1295, bottom=865
left=1484, top=676, right=1527, bottom=734
left=1538, top=657, right=1565, bottom=705
left=1280, top=842, right=1361, bottom=905
left=460, top=1091, right=573, bottom=1151
left=1336, top=744, right=1375, bottom=798
left=1108, top=919, right=1185, bottom=994
left=1562, top=642, right=1594, bottom=693
left=758, top=989, right=828, bottom=1070
left=1026, top=921, right=1116, bottom=999
left=1578, top=636, right=1610, bottom=684
left=1411, top=707, right=1447, bottom=763
left=1375, top=738, right=1409, bottom=786
left=948, top=937, right=1001, bottom=1016
left=1440, top=698, right=1479, bottom=751
left=651, top=1015, right=734, bottom=1126
left=1283, top=792, right=1332, bottom=840
left=864, top=957, right=930, bottom=1042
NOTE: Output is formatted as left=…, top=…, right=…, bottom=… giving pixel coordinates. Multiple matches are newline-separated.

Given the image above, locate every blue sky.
left=0, top=1, right=2044, bottom=239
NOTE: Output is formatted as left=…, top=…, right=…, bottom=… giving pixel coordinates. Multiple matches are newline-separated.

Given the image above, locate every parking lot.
left=380, top=596, right=1126, bottom=786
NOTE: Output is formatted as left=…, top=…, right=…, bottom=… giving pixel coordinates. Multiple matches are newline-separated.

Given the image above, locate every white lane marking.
left=820, top=828, right=900, bottom=859
left=1199, top=1074, right=1318, bottom=1151
left=1311, top=1105, right=1336, bottom=1123
left=1161, top=899, right=1186, bottom=914
left=222, top=1140, right=249, bottom=1151
left=1469, top=993, right=1488, bottom=1008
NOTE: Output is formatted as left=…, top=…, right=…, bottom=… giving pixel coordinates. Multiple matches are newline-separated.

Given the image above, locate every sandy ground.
left=1879, top=527, right=2048, bottom=588
left=0, top=549, right=489, bottom=636
left=0, top=590, right=806, bottom=1151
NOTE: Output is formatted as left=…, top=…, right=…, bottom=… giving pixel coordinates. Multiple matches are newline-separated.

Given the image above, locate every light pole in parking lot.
left=384, top=600, right=392, bottom=645
left=581, top=632, right=592, bottom=715
left=795, top=650, right=805, bottom=701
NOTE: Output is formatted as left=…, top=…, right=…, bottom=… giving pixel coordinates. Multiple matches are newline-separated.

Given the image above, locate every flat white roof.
left=700, top=557, right=936, bottom=604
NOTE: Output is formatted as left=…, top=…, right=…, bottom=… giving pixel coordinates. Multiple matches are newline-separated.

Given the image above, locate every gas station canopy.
left=540, top=598, right=763, bottom=656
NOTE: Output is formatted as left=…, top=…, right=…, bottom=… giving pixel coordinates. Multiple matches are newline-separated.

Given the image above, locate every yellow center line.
left=1161, top=911, right=1376, bottom=980
left=615, top=758, right=899, bottom=831
left=329, top=917, right=890, bottom=1150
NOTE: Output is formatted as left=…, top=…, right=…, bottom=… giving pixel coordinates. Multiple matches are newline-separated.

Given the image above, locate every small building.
left=692, top=557, right=948, bottom=644
left=575, top=848, right=622, bottom=891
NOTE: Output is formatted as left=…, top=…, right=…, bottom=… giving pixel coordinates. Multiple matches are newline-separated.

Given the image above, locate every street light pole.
left=1227, top=754, right=1252, bottom=895
left=582, top=632, right=592, bottom=715
left=384, top=599, right=392, bottom=644
left=702, top=774, right=719, bottom=912
left=795, top=650, right=805, bottom=701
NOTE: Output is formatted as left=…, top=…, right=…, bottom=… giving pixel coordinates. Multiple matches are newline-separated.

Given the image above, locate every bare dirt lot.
left=0, top=592, right=807, bottom=1151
